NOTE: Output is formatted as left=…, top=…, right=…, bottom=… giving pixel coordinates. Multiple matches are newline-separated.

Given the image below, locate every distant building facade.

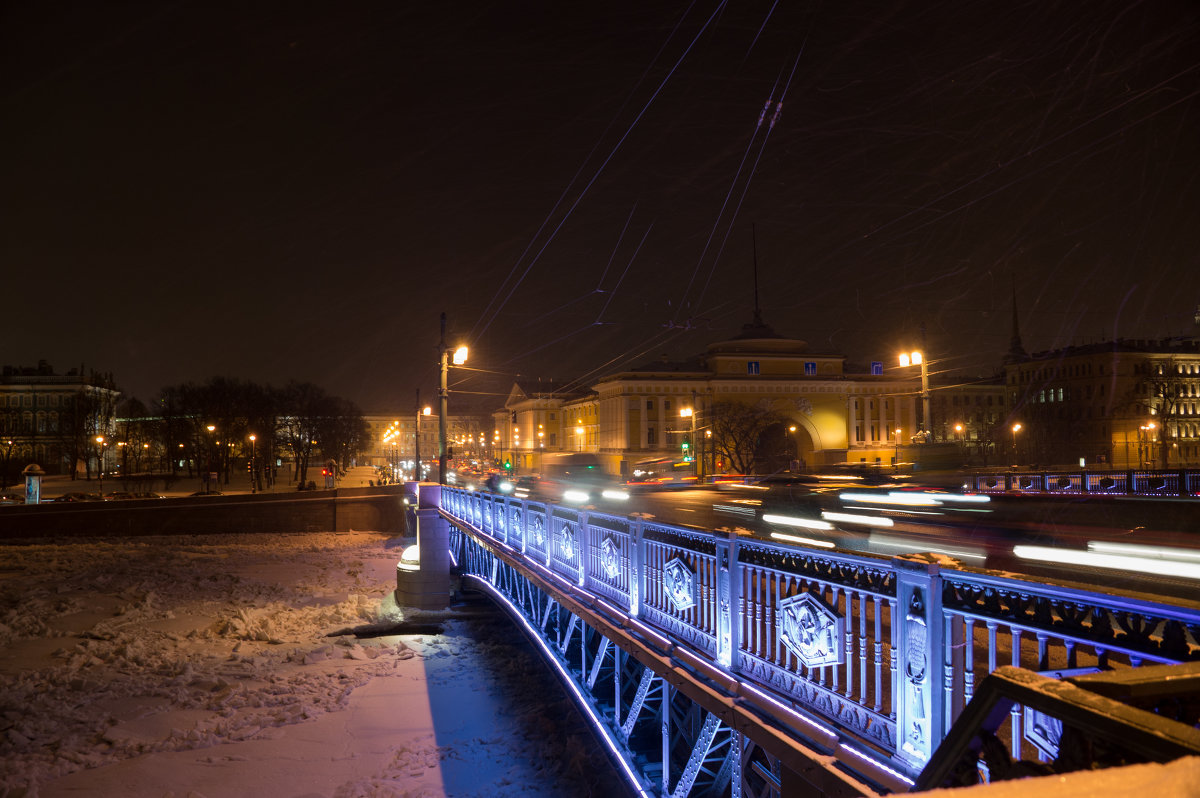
left=490, top=316, right=946, bottom=477
left=1004, top=338, right=1200, bottom=469
left=0, top=361, right=121, bottom=476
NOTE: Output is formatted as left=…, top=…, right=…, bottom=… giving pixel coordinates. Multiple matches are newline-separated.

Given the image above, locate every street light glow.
left=452, top=346, right=468, bottom=366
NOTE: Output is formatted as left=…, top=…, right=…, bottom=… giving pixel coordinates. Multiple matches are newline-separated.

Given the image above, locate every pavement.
left=26, top=464, right=385, bottom=502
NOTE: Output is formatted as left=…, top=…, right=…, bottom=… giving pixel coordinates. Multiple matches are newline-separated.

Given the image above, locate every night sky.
left=5, top=1, right=1199, bottom=413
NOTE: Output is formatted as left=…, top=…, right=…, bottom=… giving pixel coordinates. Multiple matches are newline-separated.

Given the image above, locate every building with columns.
left=492, top=315, right=939, bottom=477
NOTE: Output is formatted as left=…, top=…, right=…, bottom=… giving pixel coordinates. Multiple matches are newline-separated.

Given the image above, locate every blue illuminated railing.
left=967, top=468, right=1200, bottom=497
left=440, top=486, right=1200, bottom=781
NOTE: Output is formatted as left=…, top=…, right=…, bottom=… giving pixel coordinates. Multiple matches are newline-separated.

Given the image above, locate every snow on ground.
left=0, top=531, right=628, bottom=797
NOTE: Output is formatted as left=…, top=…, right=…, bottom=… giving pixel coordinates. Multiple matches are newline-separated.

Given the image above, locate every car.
left=55, top=492, right=97, bottom=502
left=0, top=493, right=25, bottom=505
left=189, top=490, right=224, bottom=497
left=103, top=491, right=137, bottom=501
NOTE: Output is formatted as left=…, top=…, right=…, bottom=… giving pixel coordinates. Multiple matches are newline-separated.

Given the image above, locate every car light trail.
left=769, top=531, right=836, bottom=549
left=602, top=489, right=631, bottom=501
left=1086, top=541, right=1200, bottom=564
left=821, top=511, right=895, bottom=528
left=1013, top=545, right=1200, bottom=580
left=563, top=490, right=590, bottom=503
left=838, top=492, right=941, bottom=506
left=762, top=513, right=834, bottom=530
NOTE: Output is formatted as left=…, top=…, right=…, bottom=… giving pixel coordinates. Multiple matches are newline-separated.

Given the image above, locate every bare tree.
left=709, top=399, right=785, bottom=475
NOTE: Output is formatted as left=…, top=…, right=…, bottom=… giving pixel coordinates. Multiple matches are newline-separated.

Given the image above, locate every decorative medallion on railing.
left=663, top=557, right=696, bottom=612
left=509, top=508, right=522, bottom=542
left=778, top=592, right=844, bottom=667
left=559, top=521, right=577, bottom=561
left=601, top=537, right=621, bottom=579
left=532, top=514, right=546, bottom=547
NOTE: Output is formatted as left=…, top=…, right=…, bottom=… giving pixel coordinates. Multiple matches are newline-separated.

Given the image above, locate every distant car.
left=0, top=493, right=25, bottom=505
left=134, top=492, right=166, bottom=499
left=189, top=490, right=224, bottom=497
left=103, top=491, right=137, bottom=501
left=55, top=492, right=97, bottom=502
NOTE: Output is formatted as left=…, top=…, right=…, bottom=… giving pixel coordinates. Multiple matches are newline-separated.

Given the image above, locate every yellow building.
left=492, top=317, right=931, bottom=477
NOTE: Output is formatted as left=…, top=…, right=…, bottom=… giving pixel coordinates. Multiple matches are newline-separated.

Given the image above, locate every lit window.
left=747, top=361, right=760, bottom=375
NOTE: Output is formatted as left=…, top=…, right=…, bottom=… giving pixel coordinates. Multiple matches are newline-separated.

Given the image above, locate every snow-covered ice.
left=0, top=531, right=627, bottom=797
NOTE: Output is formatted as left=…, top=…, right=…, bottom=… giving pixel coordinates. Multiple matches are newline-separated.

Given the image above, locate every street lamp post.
left=679, top=407, right=697, bottom=476
left=95, top=436, right=106, bottom=495
left=899, top=351, right=931, bottom=441
left=249, top=434, right=257, bottom=493
left=437, top=311, right=468, bottom=485
left=893, top=427, right=902, bottom=469
left=576, top=425, right=584, bottom=452
left=1011, top=423, right=1022, bottom=466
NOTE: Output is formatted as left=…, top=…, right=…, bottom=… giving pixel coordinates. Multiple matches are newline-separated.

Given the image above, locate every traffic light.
left=681, top=438, right=691, bottom=462
left=503, top=459, right=512, bottom=470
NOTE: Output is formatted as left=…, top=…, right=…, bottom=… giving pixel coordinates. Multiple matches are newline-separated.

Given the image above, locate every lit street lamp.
left=893, top=427, right=902, bottom=469
left=96, top=436, right=106, bottom=494
left=438, top=312, right=468, bottom=485
left=249, top=434, right=257, bottom=493
left=576, top=425, right=584, bottom=452
left=1011, top=423, right=1022, bottom=465
left=680, top=407, right=696, bottom=476
left=899, top=351, right=931, bottom=441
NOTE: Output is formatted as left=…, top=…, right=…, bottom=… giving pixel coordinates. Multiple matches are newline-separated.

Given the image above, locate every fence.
left=440, top=486, right=1200, bottom=788
left=966, top=468, right=1200, bottom=497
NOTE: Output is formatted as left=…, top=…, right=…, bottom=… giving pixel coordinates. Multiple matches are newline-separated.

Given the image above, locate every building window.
left=664, top=399, right=672, bottom=412
left=804, top=362, right=817, bottom=376
left=747, top=361, right=760, bottom=375
left=549, top=433, right=556, bottom=446
left=647, top=427, right=657, bottom=445
left=646, top=400, right=653, bottom=411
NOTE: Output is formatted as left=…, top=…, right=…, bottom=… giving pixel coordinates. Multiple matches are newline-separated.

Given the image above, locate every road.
left=589, top=484, right=1200, bottom=603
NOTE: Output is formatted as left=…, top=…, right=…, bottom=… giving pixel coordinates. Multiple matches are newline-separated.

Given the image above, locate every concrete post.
left=395, top=482, right=450, bottom=610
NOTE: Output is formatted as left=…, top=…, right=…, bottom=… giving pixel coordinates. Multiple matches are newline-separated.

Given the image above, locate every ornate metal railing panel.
left=439, top=486, right=1200, bottom=790
left=640, top=521, right=721, bottom=660
left=967, top=468, right=1200, bottom=498
left=582, top=510, right=636, bottom=610
left=734, top=539, right=899, bottom=754
left=938, top=567, right=1200, bottom=759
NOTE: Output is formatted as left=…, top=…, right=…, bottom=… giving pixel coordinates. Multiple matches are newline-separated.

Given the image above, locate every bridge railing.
left=966, top=468, right=1200, bottom=497
left=441, top=486, right=1200, bottom=779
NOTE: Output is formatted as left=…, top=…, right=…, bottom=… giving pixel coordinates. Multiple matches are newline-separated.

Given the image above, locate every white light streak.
left=897, top=491, right=991, bottom=503
left=838, top=492, right=941, bottom=506
left=563, top=490, right=591, bottom=503
left=762, top=513, right=834, bottom=530
left=1087, top=541, right=1200, bottom=564
left=602, top=489, right=631, bottom=501
left=769, top=531, right=836, bottom=549
left=1013, top=545, right=1200, bottom=580
left=821, top=511, right=895, bottom=528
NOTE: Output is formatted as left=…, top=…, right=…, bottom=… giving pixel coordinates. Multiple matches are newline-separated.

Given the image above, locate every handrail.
left=913, top=664, right=1200, bottom=791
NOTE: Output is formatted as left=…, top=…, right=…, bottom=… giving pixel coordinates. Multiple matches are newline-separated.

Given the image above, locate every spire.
left=1006, top=275, right=1027, bottom=363
left=733, top=224, right=779, bottom=339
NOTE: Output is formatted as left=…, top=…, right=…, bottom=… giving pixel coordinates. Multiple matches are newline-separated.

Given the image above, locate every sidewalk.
left=32, top=465, right=383, bottom=501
